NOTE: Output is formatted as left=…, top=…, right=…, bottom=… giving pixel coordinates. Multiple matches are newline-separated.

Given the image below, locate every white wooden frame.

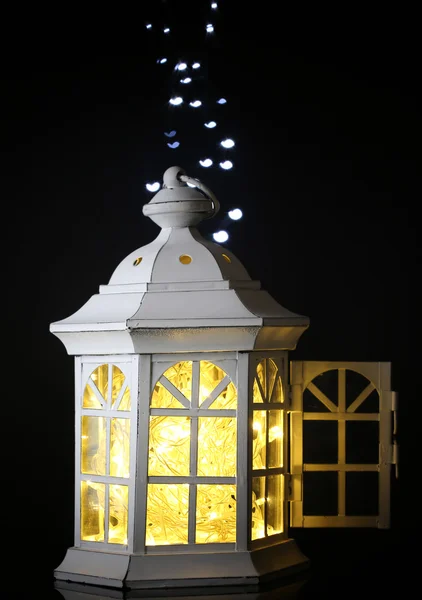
left=75, top=354, right=139, bottom=553
left=139, top=352, right=240, bottom=552
left=289, top=361, right=394, bottom=529
left=248, top=351, right=289, bottom=551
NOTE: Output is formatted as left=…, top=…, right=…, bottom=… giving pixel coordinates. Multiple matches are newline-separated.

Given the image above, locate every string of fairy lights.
left=144, top=1, right=243, bottom=243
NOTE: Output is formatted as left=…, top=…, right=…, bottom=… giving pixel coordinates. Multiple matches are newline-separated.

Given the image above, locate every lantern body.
left=51, top=167, right=311, bottom=589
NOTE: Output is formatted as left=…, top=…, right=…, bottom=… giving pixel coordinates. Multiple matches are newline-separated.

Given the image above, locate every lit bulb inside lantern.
left=219, top=160, right=233, bottom=170
left=228, top=208, right=243, bottom=220
left=146, top=182, right=160, bottom=192
left=199, top=159, right=213, bottom=167
left=269, top=425, right=283, bottom=443
left=189, top=100, right=202, bottom=107
left=220, top=138, right=235, bottom=149
left=213, top=230, right=229, bottom=243
left=169, top=97, right=183, bottom=106
left=253, top=421, right=262, bottom=432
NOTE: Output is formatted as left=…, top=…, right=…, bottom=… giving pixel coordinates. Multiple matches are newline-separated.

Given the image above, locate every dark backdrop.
left=3, top=2, right=419, bottom=597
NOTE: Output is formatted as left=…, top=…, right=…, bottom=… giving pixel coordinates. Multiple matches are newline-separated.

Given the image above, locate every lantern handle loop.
left=178, top=173, right=220, bottom=218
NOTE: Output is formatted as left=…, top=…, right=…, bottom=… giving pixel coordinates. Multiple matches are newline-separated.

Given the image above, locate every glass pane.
left=197, top=417, right=236, bottom=477
left=268, top=410, right=283, bottom=468
left=118, top=386, right=131, bottom=411
left=209, top=381, right=237, bottom=409
left=109, top=485, right=128, bottom=545
left=110, top=418, right=130, bottom=478
left=150, top=381, right=185, bottom=408
left=162, top=361, right=193, bottom=401
left=270, top=375, right=283, bottom=403
left=254, top=361, right=265, bottom=403
left=81, top=481, right=105, bottom=542
left=266, top=360, right=278, bottom=403
left=83, top=382, right=103, bottom=409
left=146, top=484, right=189, bottom=545
left=90, top=365, right=109, bottom=403
left=251, top=477, right=266, bottom=540
left=196, top=484, right=236, bottom=544
left=111, top=366, right=126, bottom=408
left=252, top=411, right=266, bottom=469
left=267, top=475, right=284, bottom=536
left=148, top=416, right=190, bottom=476
left=199, top=361, right=226, bottom=405
left=81, top=416, right=106, bottom=475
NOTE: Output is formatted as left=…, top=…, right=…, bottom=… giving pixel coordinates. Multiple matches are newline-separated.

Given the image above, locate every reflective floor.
left=3, top=529, right=411, bottom=600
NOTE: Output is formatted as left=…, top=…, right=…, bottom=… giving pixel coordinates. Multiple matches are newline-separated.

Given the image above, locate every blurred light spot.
left=180, top=77, right=192, bottom=84
left=220, top=160, right=233, bottom=170
left=228, top=208, right=243, bottom=220
left=199, top=159, right=213, bottom=167
left=167, top=142, right=180, bottom=149
left=220, top=138, right=235, bottom=148
left=157, top=58, right=167, bottom=64
left=213, top=231, right=229, bottom=243
left=176, top=62, right=188, bottom=71
left=211, top=2, right=218, bottom=8
left=204, top=121, right=217, bottom=128
left=190, top=100, right=202, bottom=107
left=206, top=24, right=214, bottom=32
left=217, top=98, right=227, bottom=104
left=170, top=97, right=183, bottom=105
left=163, top=27, right=170, bottom=33
left=164, top=130, right=177, bottom=137
left=146, top=23, right=152, bottom=29
left=186, top=182, right=196, bottom=188
left=192, top=62, right=201, bottom=69
left=146, top=182, right=160, bottom=192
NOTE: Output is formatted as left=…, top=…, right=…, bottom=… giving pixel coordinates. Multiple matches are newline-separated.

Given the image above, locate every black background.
left=3, top=1, right=419, bottom=597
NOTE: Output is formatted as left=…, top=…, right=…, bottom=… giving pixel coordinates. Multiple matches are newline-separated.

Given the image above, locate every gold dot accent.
left=222, top=254, right=231, bottom=263
left=133, top=257, right=143, bottom=266
left=179, top=254, right=192, bottom=265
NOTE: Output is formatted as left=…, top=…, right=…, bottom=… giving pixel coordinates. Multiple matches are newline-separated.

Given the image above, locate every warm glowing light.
left=146, top=182, right=160, bottom=192
left=199, top=158, right=213, bottom=167
left=253, top=421, right=262, bottom=432
left=176, top=62, right=188, bottom=71
left=204, top=121, right=217, bottom=128
left=206, top=24, right=214, bottom=32
left=180, top=77, right=192, bottom=84
left=228, top=208, right=243, bottom=220
left=157, top=58, right=167, bottom=64
left=219, top=160, right=233, bottom=170
left=189, top=100, right=202, bottom=107
left=213, top=230, right=229, bottom=242
left=217, top=98, right=227, bottom=104
left=192, top=62, right=201, bottom=69
left=220, top=138, right=235, bottom=148
left=163, top=27, right=170, bottom=33
left=164, top=130, right=176, bottom=137
left=167, top=142, right=180, bottom=149
left=169, top=97, right=183, bottom=106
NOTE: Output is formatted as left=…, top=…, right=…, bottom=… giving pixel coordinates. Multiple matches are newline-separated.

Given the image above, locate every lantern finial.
left=142, top=166, right=220, bottom=228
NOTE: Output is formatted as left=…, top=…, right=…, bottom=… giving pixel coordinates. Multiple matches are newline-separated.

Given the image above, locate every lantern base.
left=54, top=539, right=310, bottom=590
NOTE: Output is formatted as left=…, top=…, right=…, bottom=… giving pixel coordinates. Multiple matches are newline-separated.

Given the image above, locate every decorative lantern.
left=50, top=166, right=397, bottom=591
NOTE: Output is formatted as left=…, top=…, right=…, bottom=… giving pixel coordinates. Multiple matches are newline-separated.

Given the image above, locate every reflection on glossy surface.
left=54, top=574, right=308, bottom=599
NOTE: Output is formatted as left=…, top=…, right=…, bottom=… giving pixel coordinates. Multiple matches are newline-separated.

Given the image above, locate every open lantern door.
left=288, top=361, right=398, bottom=529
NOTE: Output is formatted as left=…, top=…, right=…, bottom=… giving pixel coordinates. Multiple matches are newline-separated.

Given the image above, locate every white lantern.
left=50, top=166, right=397, bottom=592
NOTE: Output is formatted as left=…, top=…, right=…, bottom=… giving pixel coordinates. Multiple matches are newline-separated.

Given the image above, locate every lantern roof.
left=50, top=166, right=310, bottom=354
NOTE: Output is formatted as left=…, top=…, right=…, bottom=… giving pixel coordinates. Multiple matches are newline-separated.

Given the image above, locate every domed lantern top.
left=50, top=166, right=310, bottom=355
